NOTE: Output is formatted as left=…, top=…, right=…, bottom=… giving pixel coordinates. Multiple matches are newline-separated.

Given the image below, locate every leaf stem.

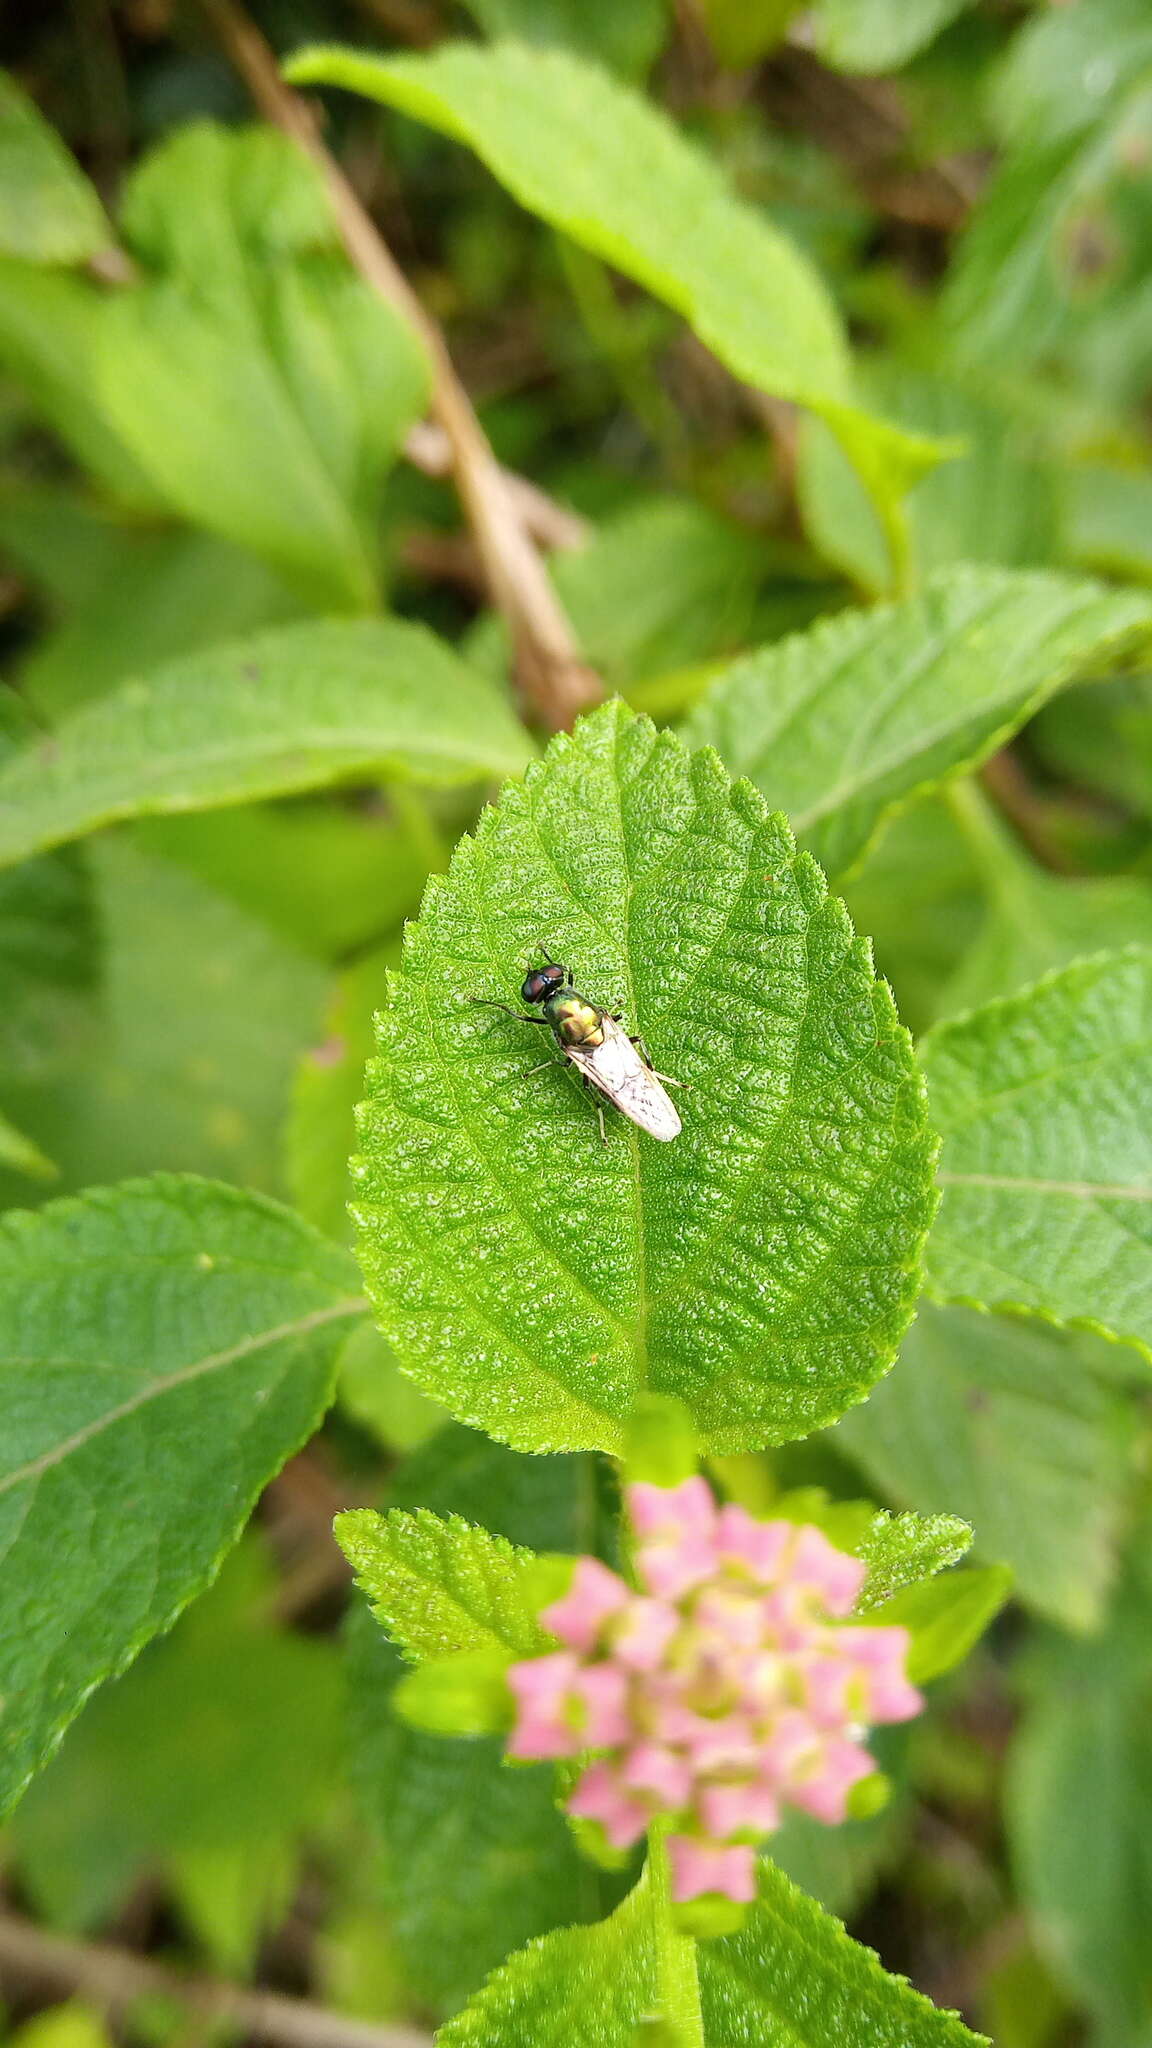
left=196, top=0, right=602, bottom=732
left=647, top=1829, right=705, bottom=2047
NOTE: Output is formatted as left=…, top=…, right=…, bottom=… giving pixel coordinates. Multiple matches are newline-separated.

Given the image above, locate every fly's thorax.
left=545, top=992, right=606, bottom=1048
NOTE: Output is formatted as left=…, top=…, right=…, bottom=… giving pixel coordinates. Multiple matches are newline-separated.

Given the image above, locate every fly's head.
left=521, top=960, right=567, bottom=1007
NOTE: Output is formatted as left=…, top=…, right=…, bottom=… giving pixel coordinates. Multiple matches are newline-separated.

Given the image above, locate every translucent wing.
left=564, top=1014, right=681, bottom=1142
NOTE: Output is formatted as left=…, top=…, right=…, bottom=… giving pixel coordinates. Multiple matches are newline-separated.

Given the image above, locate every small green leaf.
left=854, top=1509, right=973, bottom=1609
left=393, top=1648, right=513, bottom=1738
left=0, top=1105, right=55, bottom=1181
left=0, top=261, right=159, bottom=504
left=866, top=1565, right=1012, bottom=1685
left=0, top=618, right=534, bottom=872
left=0, top=72, right=110, bottom=264
left=284, top=41, right=945, bottom=531
left=0, top=1173, right=364, bottom=1817
left=335, top=1506, right=550, bottom=1663
left=923, top=946, right=1152, bottom=1364
left=353, top=700, right=935, bottom=1455
left=837, top=1302, right=1140, bottom=1628
left=682, top=566, right=1152, bottom=880
left=460, top=0, right=667, bottom=78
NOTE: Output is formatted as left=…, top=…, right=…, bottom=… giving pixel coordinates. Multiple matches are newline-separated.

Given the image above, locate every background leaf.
left=835, top=1302, right=1141, bottom=1629
left=922, top=947, right=1152, bottom=1363
left=284, top=41, right=944, bottom=524
left=95, top=124, right=430, bottom=610
left=681, top=567, right=1152, bottom=880
left=810, top=0, right=972, bottom=76
left=1008, top=1524, right=1152, bottom=2046
left=0, top=1173, right=363, bottom=1816
left=353, top=700, right=935, bottom=1454
left=0, top=72, right=109, bottom=265
left=0, top=618, right=533, bottom=871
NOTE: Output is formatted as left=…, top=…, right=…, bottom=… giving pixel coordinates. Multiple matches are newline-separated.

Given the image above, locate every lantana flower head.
left=505, top=1477, right=922, bottom=1906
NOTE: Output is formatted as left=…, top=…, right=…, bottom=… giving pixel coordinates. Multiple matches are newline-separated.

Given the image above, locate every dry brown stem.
left=197, top=0, right=600, bottom=729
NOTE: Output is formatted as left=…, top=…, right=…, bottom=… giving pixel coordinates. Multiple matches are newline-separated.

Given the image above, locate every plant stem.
left=648, top=1832, right=706, bottom=2047
left=0, top=1911, right=431, bottom=2048
left=195, top=0, right=602, bottom=732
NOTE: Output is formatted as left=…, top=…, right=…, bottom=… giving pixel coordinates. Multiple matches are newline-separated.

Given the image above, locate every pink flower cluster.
left=506, top=1478, right=922, bottom=1904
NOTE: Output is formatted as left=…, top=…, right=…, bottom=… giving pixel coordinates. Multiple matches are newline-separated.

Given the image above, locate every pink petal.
left=667, top=1835, right=758, bottom=1904
left=505, top=1651, right=584, bottom=1759
left=540, top=1557, right=630, bottom=1652
left=791, top=1525, right=867, bottom=1616
left=692, top=1583, right=764, bottom=1650
left=636, top=1531, right=718, bottom=1601
left=628, top=1476, right=717, bottom=1542
left=715, top=1506, right=793, bottom=1584
left=696, top=1778, right=780, bottom=1841
left=798, top=1654, right=855, bottom=1726
left=788, top=1737, right=874, bottom=1823
left=613, top=1595, right=681, bottom=1672
left=571, top=1661, right=633, bottom=1747
left=620, top=1741, right=693, bottom=1808
left=842, top=1625, right=923, bottom=1723
left=568, top=1760, right=651, bottom=1850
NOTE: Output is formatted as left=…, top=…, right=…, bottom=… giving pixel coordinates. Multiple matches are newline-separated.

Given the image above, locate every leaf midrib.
left=0, top=1295, right=365, bottom=1498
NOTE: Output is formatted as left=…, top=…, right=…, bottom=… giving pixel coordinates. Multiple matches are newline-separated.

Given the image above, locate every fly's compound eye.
left=521, top=965, right=564, bottom=1005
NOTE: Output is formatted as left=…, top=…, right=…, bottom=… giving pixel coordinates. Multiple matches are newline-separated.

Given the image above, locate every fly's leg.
left=470, top=998, right=552, bottom=1025
left=629, top=1031, right=683, bottom=1089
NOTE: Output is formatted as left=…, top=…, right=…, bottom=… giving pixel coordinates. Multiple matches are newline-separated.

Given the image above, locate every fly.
left=471, top=948, right=682, bottom=1143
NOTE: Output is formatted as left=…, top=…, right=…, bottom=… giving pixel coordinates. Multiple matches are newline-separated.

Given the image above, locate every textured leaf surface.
left=698, top=1858, right=988, bottom=2046
left=0, top=1175, right=363, bottom=1816
left=353, top=701, right=935, bottom=1455
left=681, top=567, right=1152, bottom=879
left=855, top=1509, right=972, bottom=1609
left=346, top=1431, right=609, bottom=2017
left=285, top=41, right=942, bottom=517
left=335, top=1507, right=548, bottom=1663
left=923, top=948, right=1152, bottom=1364
left=838, top=1302, right=1140, bottom=1628
left=440, top=1856, right=986, bottom=2045
left=0, top=72, right=109, bottom=264
left=0, top=618, right=533, bottom=871
left=1008, top=1527, right=1152, bottom=2044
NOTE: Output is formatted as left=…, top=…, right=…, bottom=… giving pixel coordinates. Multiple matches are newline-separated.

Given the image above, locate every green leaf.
left=840, top=795, right=984, bottom=1040
left=0, top=1105, right=55, bottom=1181
left=0, top=845, right=96, bottom=1090
left=336, top=1323, right=444, bottom=1453
left=1061, top=461, right=1152, bottom=585
left=0, top=1173, right=363, bottom=1816
left=810, top=0, right=972, bottom=75
left=923, top=947, right=1152, bottom=1365
left=1031, top=671, right=1152, bottom=822
left=1008, top=1526, right=1152, bottom=2044
left=797, top=365, right=1060, bottom=598
left=18, top=524, right=305, bottom=721
left=698, top=1857, right=988, bottom=2046
left=939, top=789, right=1152, bottom=1017
left=353, top=699, right=935, bottom=1455
left=95, top=124, right=430, bottom=608
left=288, top=945, right=398, bottom=1241
left=698, top=0, right=800, bottom=67
left=867, top=1565, right=1012, bottom=1685
left=6, top=1536, right=341, bottom=1940
left=0, top=261, right=159, bottom=504
left=0, top=72, right=110, bottom=264
left=854, top=1508, right=973, bottom=1608
left=388, top=1422, right=609, bottom=1555
left=681, top=566, right=1152, bottom=881
left=837, top=1302, right=1141, bottom=1627
left=0, top=618, right=534, bottom=872
left=335, top=1506, right=549, bottom=1663
left=460, top=0, right=667, bottom=78
left=440, top=1856, right=987, bottom=2045
left=12, top=837, right=329, bottom=1199
left=284, top=41, right=945, bottom=531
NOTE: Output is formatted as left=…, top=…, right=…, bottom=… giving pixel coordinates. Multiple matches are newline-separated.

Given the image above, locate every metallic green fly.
left=472, top=949, right=681, bottom=1142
